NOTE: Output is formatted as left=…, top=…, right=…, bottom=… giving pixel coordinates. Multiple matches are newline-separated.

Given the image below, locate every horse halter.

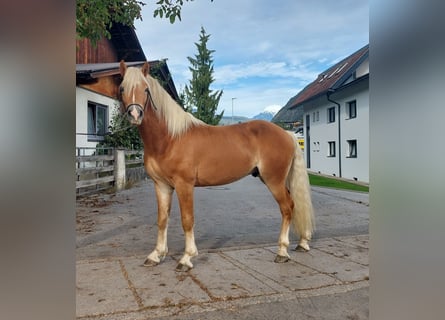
left=122, top=86, right=157, bottom=124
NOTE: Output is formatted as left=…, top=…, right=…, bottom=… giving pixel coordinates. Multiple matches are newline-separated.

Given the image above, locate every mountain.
left=218, top=107, right=279, bottom=125
left=252, top=110, right=276, bottom=121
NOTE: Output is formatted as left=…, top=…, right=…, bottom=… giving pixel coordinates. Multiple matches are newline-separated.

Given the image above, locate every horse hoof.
left=175, top=263, right=192, bottom=272
left=294, top=245, right=309, bottom=252
left=274, top=254, right=290, bottom=263
left=143, top=258, right=159, bottom=267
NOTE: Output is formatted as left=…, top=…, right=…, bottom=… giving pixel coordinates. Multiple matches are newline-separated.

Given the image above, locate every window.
left=328, top=141, right=336, bottom=157
left=347, top=140, right=357, bottom=158
left=312, top=111, right=320, bottom=122
left=327, top=107, right=336, bottom=123
left=347, top=100, right=357, bottom=119
left=313, top=141, right=320, bottom=152
left=88, top=102, right=108, bottom=141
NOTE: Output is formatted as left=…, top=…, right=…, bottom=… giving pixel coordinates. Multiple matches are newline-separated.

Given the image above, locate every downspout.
left=327, top=89, right=342, bottom=178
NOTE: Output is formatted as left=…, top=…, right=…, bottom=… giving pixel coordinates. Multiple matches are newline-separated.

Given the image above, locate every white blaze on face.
left=130, top=107, right=140, bottom=121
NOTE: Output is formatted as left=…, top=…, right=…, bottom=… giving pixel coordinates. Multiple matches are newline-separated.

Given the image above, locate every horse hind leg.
left=275, top=191, right=294, bottom=263
left=275, top=220, right=291, bottom=263
left=295, top=238, right=310, bottom=252
left=263, top=178, right=294, bottom=263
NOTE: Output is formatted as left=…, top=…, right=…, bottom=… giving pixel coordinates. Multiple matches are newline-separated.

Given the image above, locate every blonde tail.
left=286, top=133, right=315, bottom=251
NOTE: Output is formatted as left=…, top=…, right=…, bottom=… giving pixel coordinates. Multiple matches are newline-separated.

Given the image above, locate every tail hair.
left=286, top=134, right=315, bottom=240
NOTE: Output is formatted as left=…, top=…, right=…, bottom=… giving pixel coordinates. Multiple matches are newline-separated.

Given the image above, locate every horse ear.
left=142, top=61, right=150, bottom=76
left=119, top=60, right=127, bottom=77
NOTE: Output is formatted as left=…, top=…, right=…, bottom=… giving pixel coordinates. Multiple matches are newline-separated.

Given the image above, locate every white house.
left=76, top=62, right=144, bottom=151
left=76, top=85, right=118, bottom=149
left=273, top=44, right=369, bottom=183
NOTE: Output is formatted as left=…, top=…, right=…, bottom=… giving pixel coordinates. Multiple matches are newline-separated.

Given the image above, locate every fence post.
left=114, top=149, right=126, bottom=191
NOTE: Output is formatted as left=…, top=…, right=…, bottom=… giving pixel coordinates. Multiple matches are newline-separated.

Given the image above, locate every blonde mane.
left=122, top=67, right=205, bottom=138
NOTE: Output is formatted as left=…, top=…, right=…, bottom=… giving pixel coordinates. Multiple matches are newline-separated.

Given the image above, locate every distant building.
left=273, top=44, right=369, bottom=182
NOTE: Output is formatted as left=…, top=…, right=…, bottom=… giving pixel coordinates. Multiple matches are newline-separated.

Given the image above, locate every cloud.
left=214, top=61, right=319, bottom=86
left=134, top=0, right=368, bottom=117
left=215, top=62, right=286, bottom=84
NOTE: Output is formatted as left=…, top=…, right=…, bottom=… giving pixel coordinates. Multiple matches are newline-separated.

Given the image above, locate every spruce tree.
left=184, top=27, right=224, bottom=125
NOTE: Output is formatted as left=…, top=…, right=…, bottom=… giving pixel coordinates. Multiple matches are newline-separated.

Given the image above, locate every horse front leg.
left=144, top=182, right=173, bottom=267
left=175, top=182, right=198, bottom=272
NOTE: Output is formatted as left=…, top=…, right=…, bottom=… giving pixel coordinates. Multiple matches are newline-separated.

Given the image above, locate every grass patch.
left=308, top=173, right=369, bottom=192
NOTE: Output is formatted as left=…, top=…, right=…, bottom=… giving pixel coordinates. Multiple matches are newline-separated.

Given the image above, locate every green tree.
left=100, top=104, right=143, bottom=150
left=76, top=0, right=145, bottom=46
left=153, top=0, right=214, bottom=24
left=183, top=27, right=224, bottom=125
left=77, top=0, right=213, bottom=45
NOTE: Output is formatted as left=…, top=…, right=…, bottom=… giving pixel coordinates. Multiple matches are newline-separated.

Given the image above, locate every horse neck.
left=138, top=107, right=172, bottom=156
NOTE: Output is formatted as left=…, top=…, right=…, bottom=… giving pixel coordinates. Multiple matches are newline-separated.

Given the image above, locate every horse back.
left=172, top=120, right=295, bottom=186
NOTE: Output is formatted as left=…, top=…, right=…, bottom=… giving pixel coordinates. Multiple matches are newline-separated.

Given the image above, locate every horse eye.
left=145, top=88, right=149, bottom=93
left=119, top=86, right=124, bottom=93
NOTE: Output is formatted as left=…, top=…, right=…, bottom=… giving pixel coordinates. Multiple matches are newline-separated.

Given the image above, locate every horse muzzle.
left=126, top=104, right=144, bottom=125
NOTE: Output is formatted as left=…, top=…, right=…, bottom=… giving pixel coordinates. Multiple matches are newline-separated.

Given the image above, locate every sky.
left=134, top=0, right=368, bottom=118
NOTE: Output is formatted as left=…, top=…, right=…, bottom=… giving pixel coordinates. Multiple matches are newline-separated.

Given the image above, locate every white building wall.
left=355, top=59, right=369, bottom=78
left=337, top=88, right=369, bottom=182
left=76, top=87, right=120, bottom=150
left=308, top=104, right=341, bottom=176
left=303, top=83, right=369, bottom=183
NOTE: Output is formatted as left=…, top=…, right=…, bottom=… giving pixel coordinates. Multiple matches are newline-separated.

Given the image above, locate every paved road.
left=76, top=176, right=368, bottom=260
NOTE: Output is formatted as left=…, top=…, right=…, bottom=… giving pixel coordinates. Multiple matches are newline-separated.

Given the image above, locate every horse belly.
left=195, top=151, right=254, bottom=186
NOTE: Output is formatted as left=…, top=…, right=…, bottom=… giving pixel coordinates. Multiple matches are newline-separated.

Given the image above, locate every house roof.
left=76, top=60, right=180, bottom=102
left=109, top=23, right=147, bottom=62
left=76, top=23, right=179, bottom=102
left=272, top=44, right=369, bottom=123
left=76, top=61, right=143, bottom=79
left=272, top=96, right=304, bottom=124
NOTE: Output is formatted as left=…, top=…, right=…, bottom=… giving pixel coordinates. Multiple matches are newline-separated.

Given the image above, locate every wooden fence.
left=76, top=147, right=145, bottom=196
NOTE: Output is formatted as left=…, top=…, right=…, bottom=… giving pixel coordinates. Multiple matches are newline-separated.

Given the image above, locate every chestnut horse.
left=119, top=61, right=314, bottom=271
